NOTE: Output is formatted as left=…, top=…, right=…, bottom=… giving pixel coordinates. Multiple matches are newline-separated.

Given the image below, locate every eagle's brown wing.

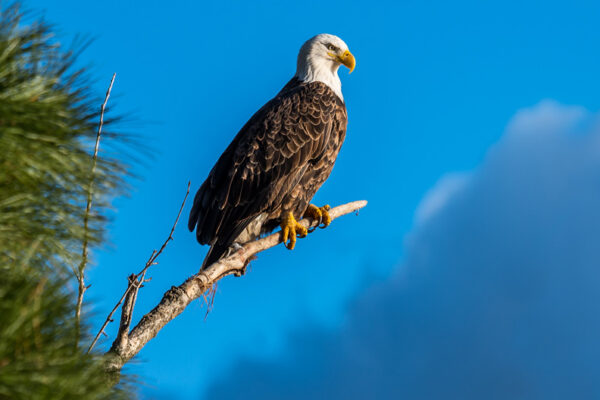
left=188, top=79, right=344, bottom=267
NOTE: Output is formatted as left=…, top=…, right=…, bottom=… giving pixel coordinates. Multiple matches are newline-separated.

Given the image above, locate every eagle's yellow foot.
left=304, top=204, right=332, bottom=232
left=281, top=211, right=308, bottom=250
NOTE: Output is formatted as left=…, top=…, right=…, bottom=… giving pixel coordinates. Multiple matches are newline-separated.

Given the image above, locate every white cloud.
left=505, top=100, right=588, bottom=137
left=414, top=172, right=470, bottom=225
left=204, top=101, right=600, bottom=400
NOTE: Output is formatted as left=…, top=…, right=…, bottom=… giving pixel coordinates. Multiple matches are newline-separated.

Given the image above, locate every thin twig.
left=104, top=199, right=367, bottom=372
left=87, top=182, right=190, bottom=353
left=76, top=73, right=116, bottom=347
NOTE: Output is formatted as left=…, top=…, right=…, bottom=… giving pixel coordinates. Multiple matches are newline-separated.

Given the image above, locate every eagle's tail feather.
left=200, top=216, right=259, bottom=270
left=201, top=242, right=230, bottom=270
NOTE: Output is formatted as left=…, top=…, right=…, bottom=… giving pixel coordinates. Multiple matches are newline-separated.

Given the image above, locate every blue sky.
left=206, top=101, right=600, bottom=399
left=26, top=0, right=600, bottom=398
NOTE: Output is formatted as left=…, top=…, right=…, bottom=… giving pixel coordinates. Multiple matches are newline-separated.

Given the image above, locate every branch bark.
left=104, top=199, right=367, bottom=373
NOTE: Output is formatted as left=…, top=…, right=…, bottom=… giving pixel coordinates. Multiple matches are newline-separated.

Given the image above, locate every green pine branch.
left=0, top=4, right=135, bottom=398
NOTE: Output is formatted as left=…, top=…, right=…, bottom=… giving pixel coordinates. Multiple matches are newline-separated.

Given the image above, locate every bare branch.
left=114, top=274, right=137, bottom=350
left=87, top=182, right=190, bottom=353
left=104, top=200, right=367, bottom=372
left=76, top=73, right=116, bottom=346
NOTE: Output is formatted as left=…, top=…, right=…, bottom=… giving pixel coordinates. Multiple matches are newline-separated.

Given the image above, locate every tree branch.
left=104, top=199, right=367, bottom=373
left=76, top=73, right=116, bottom=347
left=87, top=182, right=190, bottom=353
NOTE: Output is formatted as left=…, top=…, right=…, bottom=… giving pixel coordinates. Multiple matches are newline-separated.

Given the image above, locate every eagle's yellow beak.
left=337, top=50, right=356, bottom=73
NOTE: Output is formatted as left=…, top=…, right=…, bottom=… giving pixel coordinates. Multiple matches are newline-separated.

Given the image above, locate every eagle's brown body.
left=188, top=77, right=347, bottom=267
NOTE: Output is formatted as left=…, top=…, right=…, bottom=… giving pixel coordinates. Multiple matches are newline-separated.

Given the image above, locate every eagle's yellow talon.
left=320, top=204, right=331, bottom=228
left=305, top=204, right=332, bottom=230
left=280, top=211, right=307, bottom=250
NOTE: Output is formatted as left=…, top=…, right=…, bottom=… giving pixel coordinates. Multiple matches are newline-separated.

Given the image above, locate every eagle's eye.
left=326, top=43, right=338, bottom=52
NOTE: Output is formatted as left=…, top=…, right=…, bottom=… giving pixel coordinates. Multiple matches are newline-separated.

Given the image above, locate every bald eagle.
left=188, top=34, right=355, bottom=268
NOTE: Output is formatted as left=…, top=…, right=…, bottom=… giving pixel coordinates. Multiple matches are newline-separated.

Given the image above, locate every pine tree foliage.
left=0, top=4, right=133, bottom=398
left=0, top=3, right=129, bottom=273
left=0, top=269, right=131, bottom=399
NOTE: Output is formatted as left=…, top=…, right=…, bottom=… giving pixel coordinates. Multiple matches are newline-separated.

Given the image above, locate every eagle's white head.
left=295, top=33, right=355, bottom=101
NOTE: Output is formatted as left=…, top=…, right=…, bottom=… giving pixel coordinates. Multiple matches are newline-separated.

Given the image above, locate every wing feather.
left=188, top=79, right=342, bottom=265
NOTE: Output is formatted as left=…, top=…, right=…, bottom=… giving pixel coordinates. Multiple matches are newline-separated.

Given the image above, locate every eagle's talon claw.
left=281, top=212, right=307, bottom=250
left=319, top=204, right=331, bottom=228
left=320, top=204, right=331, bottom=228
left=306, top=207, right=321, bottom=233
left=305, top=204, right=331, bottom=230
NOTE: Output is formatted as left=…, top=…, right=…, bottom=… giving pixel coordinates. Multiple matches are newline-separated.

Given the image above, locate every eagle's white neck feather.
left=294, top=34, right=346, bottom=101
left=295, top=60, right=343, bottom=101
